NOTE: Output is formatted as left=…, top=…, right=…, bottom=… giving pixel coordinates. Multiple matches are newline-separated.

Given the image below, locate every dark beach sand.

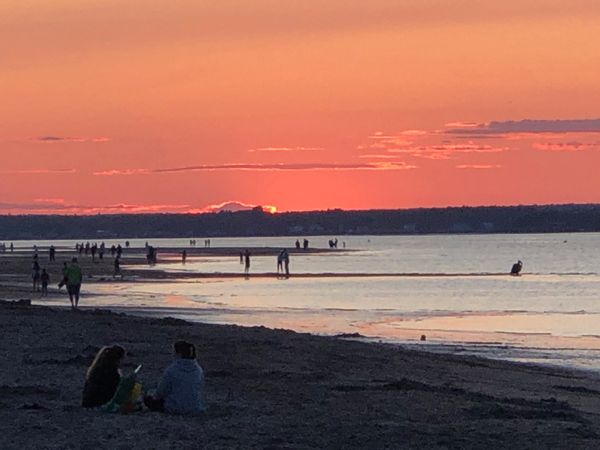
left=2, top=300, right=600, bottom=449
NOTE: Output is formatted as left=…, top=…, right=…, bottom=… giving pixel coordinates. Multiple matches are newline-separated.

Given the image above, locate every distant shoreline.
left=1, top=203, right=599, bottom=239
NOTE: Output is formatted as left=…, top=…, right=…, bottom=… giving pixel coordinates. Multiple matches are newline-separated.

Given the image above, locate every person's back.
left=157, top=358, right=205, bottom=414
left=66, top=262, right=82, bottom=285
left=145, top=341, right=206, bottom=415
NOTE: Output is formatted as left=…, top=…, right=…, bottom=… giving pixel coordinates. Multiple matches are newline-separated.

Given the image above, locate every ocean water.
left=28, top=233, right=600, bottom=371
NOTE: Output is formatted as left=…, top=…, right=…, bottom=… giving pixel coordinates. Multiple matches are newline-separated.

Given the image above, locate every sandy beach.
left=2, top=248, right=600, bottom=448
left=2, top=305, right=600, bottom=448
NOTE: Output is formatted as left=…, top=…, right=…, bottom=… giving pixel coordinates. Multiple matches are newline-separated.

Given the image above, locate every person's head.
left=87, top=345, right=125, bottom=378
left=174, top=341, right=196, bottom=359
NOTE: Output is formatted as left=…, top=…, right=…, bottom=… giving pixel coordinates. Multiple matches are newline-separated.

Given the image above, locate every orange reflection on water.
left=358, top=312, right=600, bottom=349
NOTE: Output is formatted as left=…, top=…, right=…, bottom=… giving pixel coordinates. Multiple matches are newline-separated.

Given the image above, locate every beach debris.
left=0, top=298, right=31, bottom=307
left=334, top=332, right=365, bottom=339
left=18, top=403, right=50, bottom=411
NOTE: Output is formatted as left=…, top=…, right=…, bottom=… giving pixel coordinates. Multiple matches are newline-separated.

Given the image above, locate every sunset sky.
left=2, top=0, right=600, bottom=214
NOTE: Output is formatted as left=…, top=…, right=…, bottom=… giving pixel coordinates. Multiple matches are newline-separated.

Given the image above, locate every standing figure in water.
left=282, top=249, right=290, bottom=278
left=510, top=260, right=523, bottom=276
left=244, top=250, right=251, bottom=277
left=277, top=250, right=284, bottom=275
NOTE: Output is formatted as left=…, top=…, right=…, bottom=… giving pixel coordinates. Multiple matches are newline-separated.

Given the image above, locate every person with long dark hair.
left=82, top=345, right=126, bottom=407
left=144, top=341, right=205, bottom=414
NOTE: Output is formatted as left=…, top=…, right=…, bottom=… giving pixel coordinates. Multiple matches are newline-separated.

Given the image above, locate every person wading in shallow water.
left=244, top=249, right=251, bottom=278
left=65, top=257, right=83, bottom=309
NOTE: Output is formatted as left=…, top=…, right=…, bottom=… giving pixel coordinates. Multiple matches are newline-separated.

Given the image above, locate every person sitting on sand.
left=82, top=345, right=126, bottom=408
left=66, top=257, right=83, bottom=309
left=143, top=341, right=206, bottom=415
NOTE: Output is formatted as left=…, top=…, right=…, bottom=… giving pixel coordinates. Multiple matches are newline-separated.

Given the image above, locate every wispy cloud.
left=532, top=141, right=600, bottom=152
left=32, top=136, right=111, bottom=143
left=0, top=168, right=77, bottom=175
left=248, top=146, right=324, bottom=153
left=190, top=201, right=278, bottom=214
left=446, top=118, right=600, bottom=137
left=93, top=168, right=150, bottom=176
left=0, top=200, right=192, bottom=214
left=455, top=164, right=503, bottom=169
left=94, top=161, right=417, bottom=176
left=0, top=198, right=281, bottom=215
left=386, top=143, right=506, bottom=160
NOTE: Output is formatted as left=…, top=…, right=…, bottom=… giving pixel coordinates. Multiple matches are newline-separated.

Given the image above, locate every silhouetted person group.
left=82, top=341, right=205, bottom=415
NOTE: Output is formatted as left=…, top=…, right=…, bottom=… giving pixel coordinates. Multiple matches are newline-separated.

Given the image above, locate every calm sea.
left=25, top=233, right=600, bottom=371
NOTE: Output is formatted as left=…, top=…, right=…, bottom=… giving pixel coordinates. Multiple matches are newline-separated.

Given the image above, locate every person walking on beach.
left=58, top=261, right=68, bottom=288
left=277, top=250, right=284, bottom=275
left=65, top=257, right=83, bottom=309
left=182, top=250, right=187, bottom=265
left=32, top=258, right=41, bottom=292
left=282, top=249, right=290, bottom=277
left=49, top=245, right=56, bottom=262
left=244, top=249, right=251, bottom=277
left=114, top=257, right=122, bottom=278
left=143, top=341, right=206, bottom=415
left=40, top=269, right=50, bottom=297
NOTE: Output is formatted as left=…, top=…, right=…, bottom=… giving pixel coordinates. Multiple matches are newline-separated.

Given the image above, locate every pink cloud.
left=0, top=168, right=77, bottom=174
left=532, top=142, right=599, bottom=152
left=248, top=146, right=323, bottom=152
left=33, top=136, right=111, bottom=143
left=95, top=162, right=417, bottom=175
left=455, top=164, right=503, bottom=169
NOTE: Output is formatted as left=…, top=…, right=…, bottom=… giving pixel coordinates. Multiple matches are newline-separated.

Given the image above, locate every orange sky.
left=2, top=0, right=600, bottom=214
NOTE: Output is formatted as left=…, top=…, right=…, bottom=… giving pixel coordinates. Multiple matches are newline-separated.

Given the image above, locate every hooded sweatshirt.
left=155, top=359, right=205, bottom=414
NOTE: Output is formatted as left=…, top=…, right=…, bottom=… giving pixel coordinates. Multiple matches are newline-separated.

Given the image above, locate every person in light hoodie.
left=144, top=341, right=206, bottom=415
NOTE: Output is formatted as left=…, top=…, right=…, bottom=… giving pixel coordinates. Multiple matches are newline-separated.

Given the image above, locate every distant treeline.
left=0, top=204, right=599, bottom=240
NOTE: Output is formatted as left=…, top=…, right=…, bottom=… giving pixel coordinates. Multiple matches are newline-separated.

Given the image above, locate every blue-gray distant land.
left=0, top=204, right=599, bottom=240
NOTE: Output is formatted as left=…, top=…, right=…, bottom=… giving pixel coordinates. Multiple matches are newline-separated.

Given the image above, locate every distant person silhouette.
left=40, top=269, right=50, bottom=297
left=244, top=250, right=251, bottom=277
left=303, top=239, right=309, bottom=250
left=182, top=250, right=187, bottom=264
left=510, top=260, right=523, bottom=276
left=65, top=257, right=83, bottom=309
left=58, top=262, right=68, bottom=288
left=295, top=240, right=300, bottom=249
left=282, top=249, right=290, bottom=277
left=114, top=257, right=122, bottom=278
left=49, top=245, right=56, bottom=262
left=277, top=250, right=284, bottom=275
left=32, top=258, right=41, bottom=292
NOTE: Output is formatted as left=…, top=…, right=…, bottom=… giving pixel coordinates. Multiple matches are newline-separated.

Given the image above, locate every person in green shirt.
left=66, top=257, right=83, bottom=309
